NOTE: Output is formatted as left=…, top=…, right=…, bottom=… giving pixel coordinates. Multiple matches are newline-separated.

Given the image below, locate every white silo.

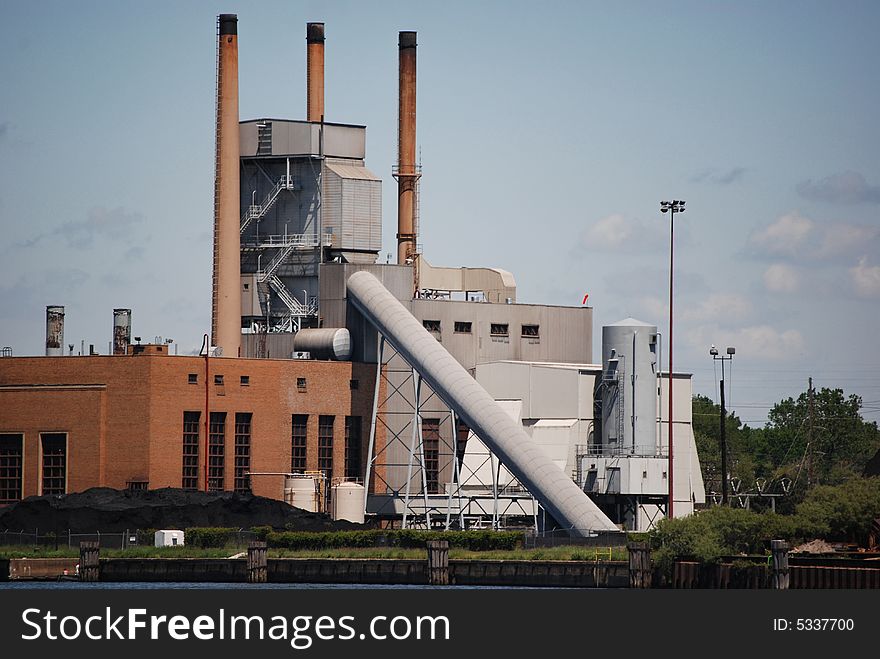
left=601, top=318, right=658, bottom=456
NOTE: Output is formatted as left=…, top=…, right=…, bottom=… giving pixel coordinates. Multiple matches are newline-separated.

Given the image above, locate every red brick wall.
left=0, top=354, right=384, bottom=503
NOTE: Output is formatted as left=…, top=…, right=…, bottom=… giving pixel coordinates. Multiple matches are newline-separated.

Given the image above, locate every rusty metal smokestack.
left=45, top=306, right=64, bottom=357
left=211, top=14, right=241, bottom=357
left=306, top=23, right=325, bottom=122
left=112, top=309, right=132, bottom=355
left=396, top=31, right=419, bottom=277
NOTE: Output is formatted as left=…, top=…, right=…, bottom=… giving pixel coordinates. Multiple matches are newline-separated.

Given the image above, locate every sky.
left=1, top=1, right=879, bottom=428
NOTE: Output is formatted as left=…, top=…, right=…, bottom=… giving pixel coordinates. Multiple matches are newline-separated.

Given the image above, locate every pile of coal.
left=0, top=487, right=365, bottom=533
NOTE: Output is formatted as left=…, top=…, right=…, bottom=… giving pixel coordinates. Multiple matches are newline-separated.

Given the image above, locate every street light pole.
left=660, top=199, right=684, bottom=518
left=711, top=345, right=735, bottom=505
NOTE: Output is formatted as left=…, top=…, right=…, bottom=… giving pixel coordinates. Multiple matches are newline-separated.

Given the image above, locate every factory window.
left=234, top=413, right=252, bottom=494
left=422, top=418, right=441, bottom=494
left=349, top=379, right=359, bottom=390
left=188, top=373, right=198, bottom=385
left=291, top=415, right=308, bottom=472
left=318, top=415, right=334, bottom=480
left=521, top=324, right=540, bottom=338
left=0, top=434, right=23, bottom=504
left=182, top=411, right=200, bottom=490
left=454, top=321, right=472, bottom=334
left=240, top=375, right=250, bottom=386
left=344, top=416, right=362, bottom=480
left=423, top=319, right=441, bottom=333
left=214, top=374, right=224, bottom=386
left=490, top=323, right=509, bottom=337
left=126, top=480, right=148, bottom=491
left=208, top=412, right=226, bottom=492
left=40, top=433, right=67, bottom=496
left=297, top=377, right=307, bottom=391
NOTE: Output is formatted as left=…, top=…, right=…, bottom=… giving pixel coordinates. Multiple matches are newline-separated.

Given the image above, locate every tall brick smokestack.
left=211, top=14, right=241, bottom=357
left=396, top=31, right=418, bottom=271
left=307, top=23, right=325, bottom=122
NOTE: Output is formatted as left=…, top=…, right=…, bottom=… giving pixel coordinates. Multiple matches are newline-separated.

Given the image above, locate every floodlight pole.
left=711, top=346, right=735, bottom=505
left=660, top=200, right=685, bottom=518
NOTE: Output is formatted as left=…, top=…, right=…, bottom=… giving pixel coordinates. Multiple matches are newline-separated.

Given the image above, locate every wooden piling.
left=79, top=541, right=100, bottom=582
left=427, top=540, right=449, bottom=585
left=627, top=542, right=652, bottom=588
left=771, top=539, right=789, bottom=590
left=247, top=541, right=267, bottom=583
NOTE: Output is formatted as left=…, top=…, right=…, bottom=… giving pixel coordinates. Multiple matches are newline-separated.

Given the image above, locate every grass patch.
left=0, top=545, right=627, bottom=561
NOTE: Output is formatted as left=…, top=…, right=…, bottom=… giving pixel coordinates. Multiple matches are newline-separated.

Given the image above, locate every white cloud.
left=686, top=324, right=806, bottom=361
left=763, top=264, right=799, bottom=293
left=681, top=293, right=752, bottom=323
left=579, top=213, right=665, bottom=252
left=747, top=211, right=813, bottom=257
left=850, top=257, right=880, bottom=297
left=584, top=213, right=630, bottom=248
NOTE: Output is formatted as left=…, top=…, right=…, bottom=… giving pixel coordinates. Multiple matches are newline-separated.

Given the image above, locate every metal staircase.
left=240, top=175, right=296, bottom=234
left=264, top=274, right=319, bottom=332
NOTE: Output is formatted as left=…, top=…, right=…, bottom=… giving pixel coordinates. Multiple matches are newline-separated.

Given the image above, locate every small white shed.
left=154, top=530, right=185, bottom=547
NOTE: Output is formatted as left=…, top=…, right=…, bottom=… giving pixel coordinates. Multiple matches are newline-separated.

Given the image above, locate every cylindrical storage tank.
left=601, top=318, right=658, bottom=456
left=112, top=308, right=132, bottom=355
left=293, top=328, right=351, bottom=361
left=331, top=482, right=365, bottom=524
left=284, top=475, right=318, bottom=512
left=45, top=306, right=64, bottom=357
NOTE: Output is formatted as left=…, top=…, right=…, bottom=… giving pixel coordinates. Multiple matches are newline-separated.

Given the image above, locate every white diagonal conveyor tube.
left=347, top=270, right=619, bottom=536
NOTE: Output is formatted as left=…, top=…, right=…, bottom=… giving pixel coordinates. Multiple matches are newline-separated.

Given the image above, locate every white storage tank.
left=601, top=318, right=659, bottom=456
left=331, top=482, right=365, bottom=524
left=292, top=328, right=352, bottom=361
left=154, top=530, right=185, bottom=547
left=284, top=475, right=318, bottom=512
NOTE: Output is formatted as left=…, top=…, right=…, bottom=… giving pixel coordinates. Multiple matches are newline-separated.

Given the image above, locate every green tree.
left=691, top=395, right=754, bottom=495
left=764, top=387, right=879, bottom=491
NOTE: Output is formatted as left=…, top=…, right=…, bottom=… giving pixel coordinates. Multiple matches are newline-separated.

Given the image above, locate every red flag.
left=582, top=293, right=589, bottom=305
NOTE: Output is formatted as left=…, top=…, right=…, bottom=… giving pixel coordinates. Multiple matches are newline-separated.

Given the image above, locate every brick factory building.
left=0, top=349, right=381, bottom=505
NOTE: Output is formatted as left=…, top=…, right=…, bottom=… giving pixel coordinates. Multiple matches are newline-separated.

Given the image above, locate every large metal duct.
left=112, top=308, right=132, bottom=356
left=306, top=23, right=325, bottom=122
left=293, top=328, right=351, bottom=361
left=45, top=305, right=64, bottom=357
left=210, top=13, right=241, bottom=357
left=346, top=271, right=619, bottom=536
left=396, top=31, right=417, bottom=269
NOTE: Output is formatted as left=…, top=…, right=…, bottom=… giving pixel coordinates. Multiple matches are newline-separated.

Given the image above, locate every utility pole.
left=807, top=377, right=814, bottom=489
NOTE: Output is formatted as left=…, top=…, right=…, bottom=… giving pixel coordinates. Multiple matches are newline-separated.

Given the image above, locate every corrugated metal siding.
left=324, top=165, right=382, bottom=252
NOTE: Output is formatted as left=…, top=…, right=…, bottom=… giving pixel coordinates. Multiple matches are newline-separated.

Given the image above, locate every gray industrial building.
left=212, top=17, right=704, bottom=533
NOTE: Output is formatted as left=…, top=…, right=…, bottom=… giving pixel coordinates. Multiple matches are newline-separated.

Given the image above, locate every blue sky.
left=1, top=1, right=879, bottom=426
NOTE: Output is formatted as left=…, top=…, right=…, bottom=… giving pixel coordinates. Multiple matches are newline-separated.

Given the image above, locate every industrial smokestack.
left=396, top=31, right=418, bottom=274
left=211, top=14, right=241, bottom=357
left=306, top=22, right=325, bottom=122
left=45, top=306, right=64, bottom=357
left=113, top=308, right=132, bottom=355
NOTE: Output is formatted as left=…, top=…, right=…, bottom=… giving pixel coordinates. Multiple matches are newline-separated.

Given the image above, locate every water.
left=1, top=581, right=572, bottom=590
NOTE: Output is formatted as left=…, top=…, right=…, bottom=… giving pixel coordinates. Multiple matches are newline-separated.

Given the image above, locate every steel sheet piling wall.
left=211, top=14, right=241, bottom=357
left=45, top=306, right=64, bottom=357
left=306, top=23, right=325, bottom=122
left=396, top=31, right=417, bottom=269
